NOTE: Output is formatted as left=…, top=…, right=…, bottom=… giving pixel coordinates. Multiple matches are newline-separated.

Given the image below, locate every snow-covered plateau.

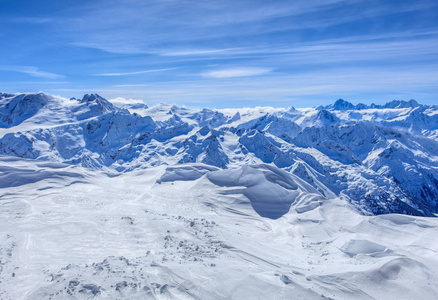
left=0, top=92, right=437, bottom=299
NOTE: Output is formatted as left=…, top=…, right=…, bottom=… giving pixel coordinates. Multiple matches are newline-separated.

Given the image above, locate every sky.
left=0, top=0, right=437, bottom=108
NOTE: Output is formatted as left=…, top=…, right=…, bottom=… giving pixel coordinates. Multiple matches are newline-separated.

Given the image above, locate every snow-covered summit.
left=0, top=92, right=51, bottom=127
left=325, top=98, right=423, bottom=111
left=382, top=99, right=420, bottom=109
left=325, top=98, right=356, bottom=111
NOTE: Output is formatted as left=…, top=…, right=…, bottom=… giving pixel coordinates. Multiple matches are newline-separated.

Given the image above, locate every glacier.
left=0, top=92, right=438, bottom=299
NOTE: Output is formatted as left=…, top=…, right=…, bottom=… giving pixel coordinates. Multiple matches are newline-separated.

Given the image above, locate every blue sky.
left=1, top=0, right=437, bottom=108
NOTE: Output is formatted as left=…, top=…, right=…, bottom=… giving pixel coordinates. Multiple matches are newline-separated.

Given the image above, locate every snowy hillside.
left=1, top=92, right=438, bottom=299
left=1, top=156, right=438, bottom=299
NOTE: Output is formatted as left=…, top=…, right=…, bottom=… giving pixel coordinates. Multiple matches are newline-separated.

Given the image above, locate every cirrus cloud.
left=0, top=66, right=63, bottom=79
left=95, top=67, right=178, bottom=76
left=201, top=67, right=272, bottom=78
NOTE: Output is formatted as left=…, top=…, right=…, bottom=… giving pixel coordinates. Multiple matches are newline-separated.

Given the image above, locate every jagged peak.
left=355, top=103, right=368, bottom=110
left=169, top=113, right=182, bottom=122
left=228, top=112, right=241, bottom=123
left=0, top=92, right=55, bottom=128
left=384, top=99, right=420, bottom=109
left=80, top=93, right=116, bottom=111
left=287, top=106, right=298, bottom=113
left=315, top=105, right=324, bottom=110
left=326, top=98, right=355, bottom=111
left=170, top=105, right=181, bottom=113
left=2, top=92, right=53, bottom=106
left=0, top=92, right=16, bottom=99
left=198, top=126, right=211, bottom=136
left=81, top=93, right=104, bottom=103
left=316, top=109, right=338, bottom=119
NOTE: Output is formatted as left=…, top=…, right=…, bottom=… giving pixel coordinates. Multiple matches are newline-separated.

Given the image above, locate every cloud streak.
left=201, top=67, right=272, bottom=78
left=61, top=0, right=438, bottom=55
left=8, top=17, right=54, bottom=24
left=0, top=66, right=63, bottom=79
left=94, top=68, right=178, bottom=76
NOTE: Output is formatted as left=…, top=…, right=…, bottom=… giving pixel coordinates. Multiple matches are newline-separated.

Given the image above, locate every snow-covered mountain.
left=1, top=92, right=437, bottom=217
left=1, top=92, right=438, bottom=299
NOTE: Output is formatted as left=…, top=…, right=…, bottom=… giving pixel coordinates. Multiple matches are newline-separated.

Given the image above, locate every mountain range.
left=1, top=92, right=437, bottom=218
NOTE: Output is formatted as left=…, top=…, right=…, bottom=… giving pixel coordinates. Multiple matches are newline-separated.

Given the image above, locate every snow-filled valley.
left=1, top=92, right=438, bottom=299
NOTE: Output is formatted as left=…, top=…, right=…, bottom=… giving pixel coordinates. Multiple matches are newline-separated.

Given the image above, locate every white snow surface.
left=1, top=92, right=438, bottom=298
left=1, top=156, right=438, bottom=299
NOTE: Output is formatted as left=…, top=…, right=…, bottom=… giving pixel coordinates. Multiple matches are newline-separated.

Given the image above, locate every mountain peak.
left=81, top=93, right=116, bottom=112
left=0, top=93, right=53, bottom=127
left=0, top=92, right=15, bottom=100
left=81, top=93, right=104, bottom=103
left=315, top=109, right=340, bottom=125
left=326, top=99, right=355, bottom=111
left=384, top=99, right=420, bottom=109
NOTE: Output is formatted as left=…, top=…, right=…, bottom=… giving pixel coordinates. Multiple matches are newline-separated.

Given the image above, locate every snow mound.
left=157, top=164, right=219, bottom=183
left=340, top=239, right=387, bottom=257
left=0, top=156, right=84, bottom=188
left=207, top=164, right=325, bottom=219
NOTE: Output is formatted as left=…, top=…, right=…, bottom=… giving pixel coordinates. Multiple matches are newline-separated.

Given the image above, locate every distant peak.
left=77, top=93, right=118, bottom=116
left=384, top=99, right=420, bottom=109
left=326, top=98, right=355, bottom=111
left=315, top=105, right=324, bottom=111
left=81, top=93, right=104, bottom=103
left=0, top=92, right=16, bottom=100
left=314, top=109, right=340, bottom=126
left=0, top=92, right=52, bottom=127
left=355, top=103, right=368, bottom=110
left=170, top=105, right=180, bottom=112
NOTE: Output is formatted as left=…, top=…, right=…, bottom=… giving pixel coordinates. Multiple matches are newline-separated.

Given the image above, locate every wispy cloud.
left=60, top=0, right=369, bottom=55
left=13, top=81, right=68, bottom=85
left=148, top=37, right=438, bottom=70
left=72, top=42, right=147, bottom=55
left=8, top=17, right=53, bottom=24
left=62, top=0, right=438, bottom=55
left=160, top=48, right=242, bottom=56
left=113, top=84, right=149, bottom=88
left=201, top=67, right=272, bottom=78
left=0, top=66, right=63, bottom=79
left=95, top=67, right=177, bottom=76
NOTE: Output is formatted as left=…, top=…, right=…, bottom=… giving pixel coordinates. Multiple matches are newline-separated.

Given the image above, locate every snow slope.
left=1, top=157, right=437, bottom=299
